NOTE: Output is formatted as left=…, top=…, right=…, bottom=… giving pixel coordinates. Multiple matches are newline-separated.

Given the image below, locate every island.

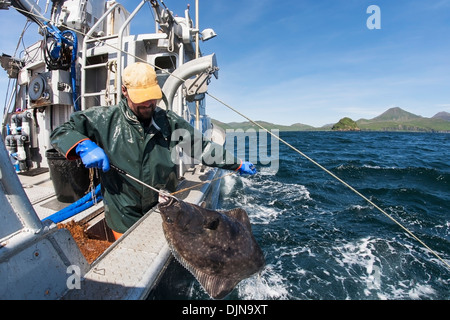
left=331, top=117, right=360, bottom=131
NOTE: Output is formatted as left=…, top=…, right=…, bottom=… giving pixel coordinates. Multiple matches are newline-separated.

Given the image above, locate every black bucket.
left=46, top=149, right=90, bottom=203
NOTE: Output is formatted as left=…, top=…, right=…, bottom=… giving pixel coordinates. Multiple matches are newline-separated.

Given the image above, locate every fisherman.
left=50, top=62, right=256, bottom=239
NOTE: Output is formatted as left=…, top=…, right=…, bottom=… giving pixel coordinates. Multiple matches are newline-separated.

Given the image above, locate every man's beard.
left=134, top=103, right=155, bottom=122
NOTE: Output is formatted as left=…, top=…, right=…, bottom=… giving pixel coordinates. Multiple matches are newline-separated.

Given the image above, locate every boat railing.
left=116, top=0, right=148, bottom=92
left=81, top=1, right=128, bottom=110
left=0, top=137, right=89, bottom=299
left=80, top=0, right=158, bottom=111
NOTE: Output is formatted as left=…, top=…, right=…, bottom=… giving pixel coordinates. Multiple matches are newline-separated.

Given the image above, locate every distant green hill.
left=432, top=111, right=450, bottom=121
left=356, top=107, right=450, bottom=132
left=211, top=119, right=315, bottom=131
left=212, top=107, right=450, bottom=132
left=372, top=107, right=420, bottom=122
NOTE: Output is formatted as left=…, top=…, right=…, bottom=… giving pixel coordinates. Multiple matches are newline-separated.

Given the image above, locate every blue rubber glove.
left=75, top=140, right=110, bottom=172
left=238, top=161, right=257, bottom=175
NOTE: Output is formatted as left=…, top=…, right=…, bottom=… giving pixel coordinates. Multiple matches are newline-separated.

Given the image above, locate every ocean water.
left=150, top=131, right=450, bottom=300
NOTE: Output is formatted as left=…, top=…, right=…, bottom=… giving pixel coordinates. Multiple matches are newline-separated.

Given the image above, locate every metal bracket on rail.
left=185, top=66, right=219, bottom=101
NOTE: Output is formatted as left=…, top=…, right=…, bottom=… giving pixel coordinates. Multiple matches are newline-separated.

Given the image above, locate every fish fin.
left=195, top=271, right=240, bottom=299
left=224, top=208, right=251, bottom=229
left=167, top=240, right=239, bottom=299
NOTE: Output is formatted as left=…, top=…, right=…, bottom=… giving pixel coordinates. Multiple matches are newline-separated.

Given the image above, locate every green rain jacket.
left=50, top=98, right=241, bottom=233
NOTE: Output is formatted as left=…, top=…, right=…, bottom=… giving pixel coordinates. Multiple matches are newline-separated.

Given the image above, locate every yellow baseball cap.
left=122, top=62, right=162, bottom=103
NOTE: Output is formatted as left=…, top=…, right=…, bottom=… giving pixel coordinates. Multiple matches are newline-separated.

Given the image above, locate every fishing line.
left=112, top=163, right=235, bottom=200
left=206, top=92, right=450, bottom=271
left=170, top=171, right=235, bottom=196
left=110, top=164, right=176, bottom=199
left=12, top=4, right=450, bottom=270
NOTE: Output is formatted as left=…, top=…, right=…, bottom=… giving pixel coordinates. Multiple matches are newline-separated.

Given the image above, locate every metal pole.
left=195, top=0, right=200, bottom=130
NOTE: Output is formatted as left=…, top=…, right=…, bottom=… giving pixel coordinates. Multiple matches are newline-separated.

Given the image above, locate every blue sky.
left=1, top=0, right=450, bottom=126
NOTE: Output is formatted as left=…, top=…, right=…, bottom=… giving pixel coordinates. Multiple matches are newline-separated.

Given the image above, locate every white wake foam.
left=237, top=264, right=290, bottom=300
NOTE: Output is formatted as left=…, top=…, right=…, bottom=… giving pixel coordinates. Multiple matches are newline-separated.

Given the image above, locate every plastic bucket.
left=46, top=149, right=90, bottom=203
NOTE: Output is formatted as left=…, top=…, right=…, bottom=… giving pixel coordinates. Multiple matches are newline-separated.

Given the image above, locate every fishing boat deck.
left=1, top=0, right=227, bottom=300
left=17, top=164, right=221, bottom=299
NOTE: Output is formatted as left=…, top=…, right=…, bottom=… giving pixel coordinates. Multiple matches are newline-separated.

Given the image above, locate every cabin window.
left=155, top=55, right=176, bottom=72
left=155, top=55, right=176, bottom=87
